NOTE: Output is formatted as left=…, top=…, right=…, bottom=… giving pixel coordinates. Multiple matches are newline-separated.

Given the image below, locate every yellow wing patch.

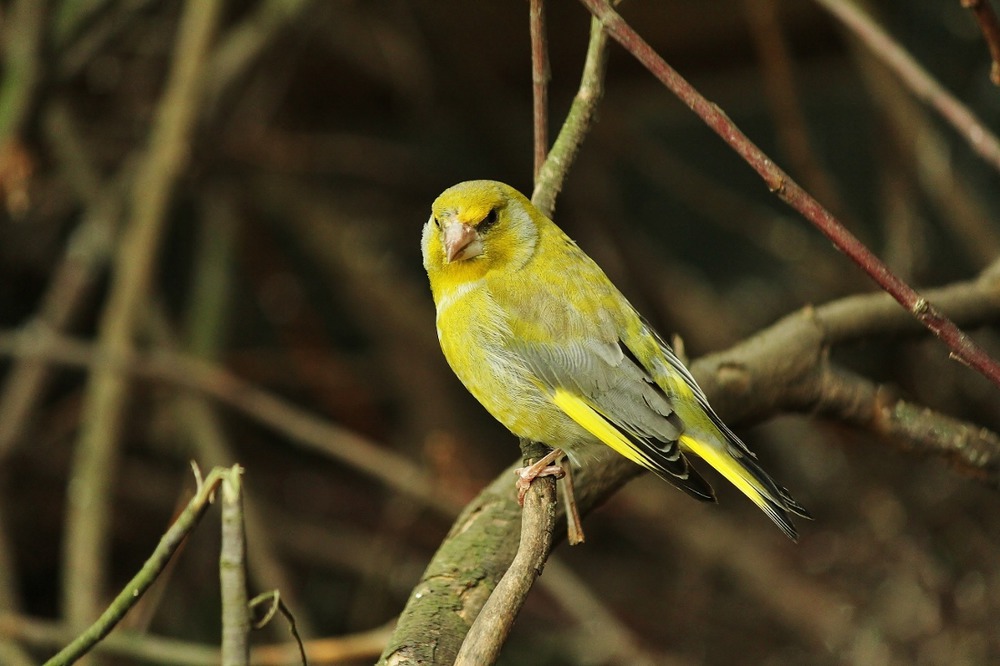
left=552, top=388, right=648, bottom=468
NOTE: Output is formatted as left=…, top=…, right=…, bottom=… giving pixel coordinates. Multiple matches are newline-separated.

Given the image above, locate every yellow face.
left=421, top=180, right=540, bottom=290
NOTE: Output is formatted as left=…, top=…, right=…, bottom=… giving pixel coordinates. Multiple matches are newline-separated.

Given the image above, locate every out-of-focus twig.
left=202, top=0, right=312, bottom=111
left=0, top=330, right=459, bottom=517
left=814, top=0, right=1000, bottom=172
left=531, top=16, right=609, bottom=218
left=579, top=0, right=1000, bottom=391
left=62, top=0, right=225, bottom=630
left=0, top=108, right=131, bottom=459
left=0, top=0, right=46, bottom=148
left=529, top=0, right=550, bottom=181
left=742, top=0, right=849, bottom=218
left=962, top=0, right=1000, bottom=85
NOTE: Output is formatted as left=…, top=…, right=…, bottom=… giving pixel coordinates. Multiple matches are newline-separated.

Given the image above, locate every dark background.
left=1, top=1, right=999, bottom=664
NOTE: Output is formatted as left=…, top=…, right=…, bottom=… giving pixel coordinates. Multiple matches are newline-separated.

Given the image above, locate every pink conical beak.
left=443, top=223, right=482, bottom=262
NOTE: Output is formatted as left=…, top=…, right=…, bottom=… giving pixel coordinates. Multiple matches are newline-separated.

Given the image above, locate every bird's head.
left=422, top=180, right=541, bottom=287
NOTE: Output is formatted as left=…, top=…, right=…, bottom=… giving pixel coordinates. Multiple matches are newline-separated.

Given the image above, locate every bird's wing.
left=511, top=334, right=716, bottom=502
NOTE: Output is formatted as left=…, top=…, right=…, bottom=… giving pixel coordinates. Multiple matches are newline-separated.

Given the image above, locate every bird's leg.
left=514, top=445, right=565, bottom=505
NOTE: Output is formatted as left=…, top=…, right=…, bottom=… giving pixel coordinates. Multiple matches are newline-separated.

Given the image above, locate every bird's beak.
left=443, top=223, right=483, bottom=262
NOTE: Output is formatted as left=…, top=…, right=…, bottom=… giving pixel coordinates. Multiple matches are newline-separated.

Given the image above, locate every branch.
left=377, top=265, right=1000, bottom=664
left=454, top=473, right=556, bottom=665
left=577, top=0, right=1000, bottom=390
left=1, top=612, right=392, bottom=665
left=531, top=16, right=609, bottom=217
left=219, top=468, right=250, bottom=666
left=961, top=0, right=1000, bottom=85
left=529, top=0, right=550, bottom=181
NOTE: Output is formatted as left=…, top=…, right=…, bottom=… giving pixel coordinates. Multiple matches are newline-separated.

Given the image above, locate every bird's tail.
left=679, top=433, right=811, bottom=541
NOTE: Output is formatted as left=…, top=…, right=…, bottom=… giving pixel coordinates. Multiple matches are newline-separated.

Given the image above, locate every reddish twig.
left=529, top=0, right=550, bottom=181
left=814, top=0, right=1000, bottom=173
left=962, top=0, right=1000, bottom=85
left=578, top=0, right=1000, bottom=390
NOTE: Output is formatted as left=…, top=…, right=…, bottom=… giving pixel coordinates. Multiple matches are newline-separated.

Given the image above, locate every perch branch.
left=376, top=263, right=1000, bottom=664
left=454, top=471, right=556, bottom=665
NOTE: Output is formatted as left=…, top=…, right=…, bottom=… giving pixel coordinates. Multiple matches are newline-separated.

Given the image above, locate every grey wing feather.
left=512, top=336, right=716, bottom=502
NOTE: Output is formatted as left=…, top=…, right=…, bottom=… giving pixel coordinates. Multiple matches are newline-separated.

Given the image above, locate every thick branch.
left=377, top=265, right=1000, bottom=664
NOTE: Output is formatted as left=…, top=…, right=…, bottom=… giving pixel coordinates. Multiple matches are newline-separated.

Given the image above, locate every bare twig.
left=578, top=0, right=1000, bottom=390
left=61, top=0, right=224, bottom=629
left=454, top=446, right=557, bottom=666
left=962, top=0, right=1000, bottom=84
left=220, top=468, right=250, bottom=666
left=529, top=0, right=550, bottom=181
left=43, top=466, right=237, bottom=666
left=814, top=0, right=1000, bottom=171
left=531, top=16, right=609, bottom=217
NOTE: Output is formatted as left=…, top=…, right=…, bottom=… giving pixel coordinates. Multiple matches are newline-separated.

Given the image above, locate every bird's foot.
left=514, top=448, right=565, bottom=505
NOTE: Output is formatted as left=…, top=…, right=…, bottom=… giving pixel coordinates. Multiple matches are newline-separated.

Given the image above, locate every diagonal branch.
left=577, top=0, right=1000, bottom=391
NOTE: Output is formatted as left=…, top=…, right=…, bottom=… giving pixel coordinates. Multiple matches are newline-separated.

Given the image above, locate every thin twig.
left=531, top=16, right=609, bottom=218
left=43, top=466, right=236, bottom=666
left=220, top=468, right=250, bottom=666
left=578, top=0, right=1000, bottom=390
left=962, top=0, right=1000, bottom=84
left=529, top=0, right=550, bottom=181
left=814, top=0, right=1000, bottom=172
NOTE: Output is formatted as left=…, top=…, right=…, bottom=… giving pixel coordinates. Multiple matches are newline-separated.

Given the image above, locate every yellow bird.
left=422, top=180, right=810, bottom=539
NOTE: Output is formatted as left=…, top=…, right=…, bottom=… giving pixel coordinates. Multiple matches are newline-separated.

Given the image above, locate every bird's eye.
left=477, top=208, right=499, bottom=232
left=432, top=216, right=441, bottom=229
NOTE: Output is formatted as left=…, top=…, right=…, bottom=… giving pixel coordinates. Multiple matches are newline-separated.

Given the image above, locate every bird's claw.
left=514, top=463, right=565, bottom=505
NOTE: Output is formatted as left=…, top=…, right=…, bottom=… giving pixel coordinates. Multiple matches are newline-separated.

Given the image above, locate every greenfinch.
left=422, top=180, right=810, bottom=540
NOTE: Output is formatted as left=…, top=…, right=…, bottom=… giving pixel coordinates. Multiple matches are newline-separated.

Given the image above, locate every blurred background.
left=1, top=0, right=1000, bottom=664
